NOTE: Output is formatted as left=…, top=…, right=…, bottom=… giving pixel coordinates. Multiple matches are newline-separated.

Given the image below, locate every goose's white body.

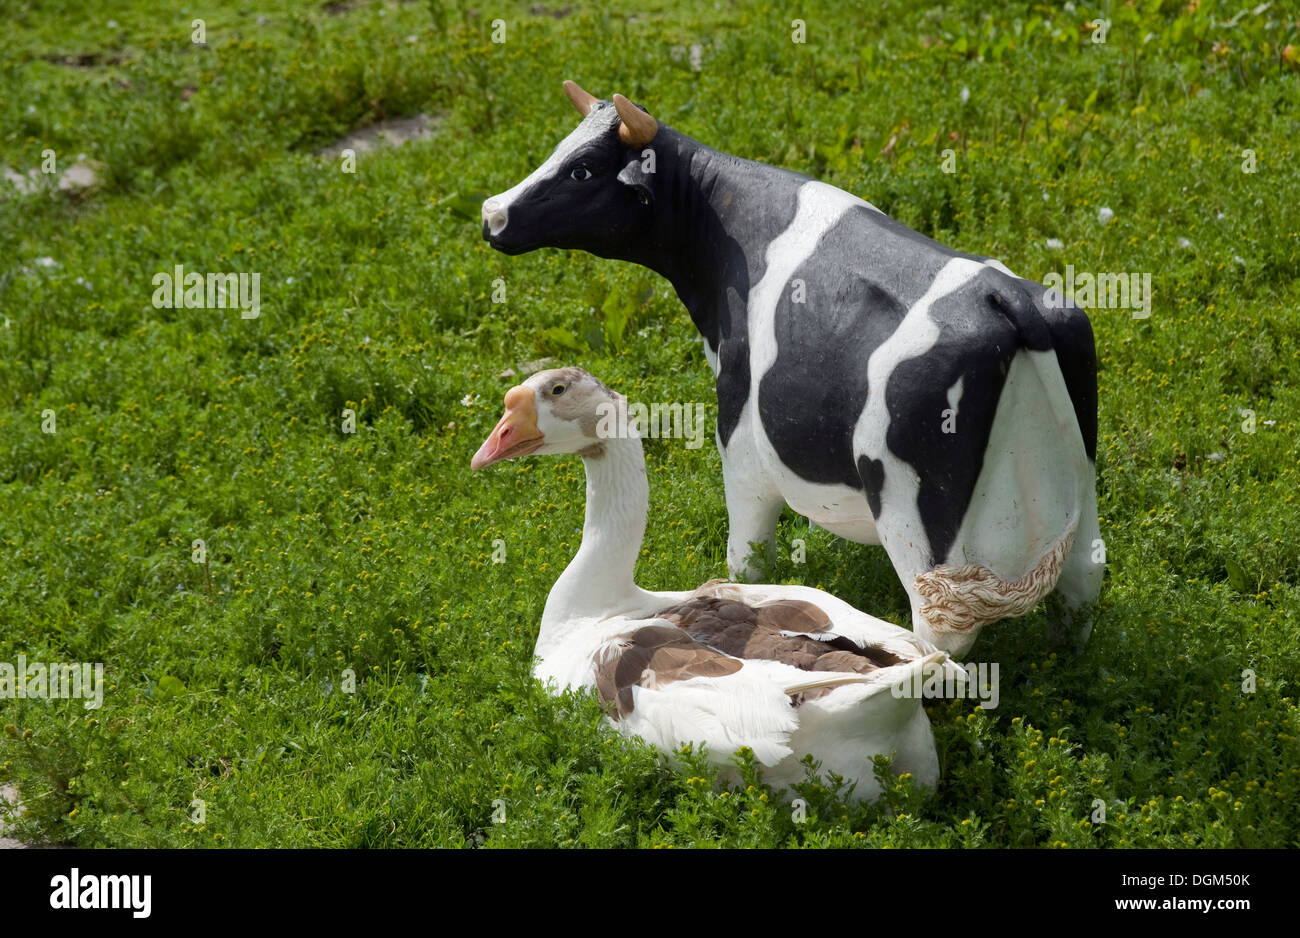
left=475, top=368, right=964, bottom=802
left=538, top=602, right=950, bottom=797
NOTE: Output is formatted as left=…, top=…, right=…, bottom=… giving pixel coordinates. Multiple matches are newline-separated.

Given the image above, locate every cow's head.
left=481, top=80, right=659, bottom=256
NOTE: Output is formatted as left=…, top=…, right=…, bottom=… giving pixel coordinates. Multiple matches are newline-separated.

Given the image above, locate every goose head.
left=471, top=367, right=623, bottom=470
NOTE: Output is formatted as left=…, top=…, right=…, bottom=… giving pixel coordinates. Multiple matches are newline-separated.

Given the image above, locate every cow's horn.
left=563, top=79, right=598, bottom=116
left=613, top=93, right=657, bottom=147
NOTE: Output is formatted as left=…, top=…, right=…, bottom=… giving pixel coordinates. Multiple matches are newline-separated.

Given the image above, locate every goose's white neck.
left=540, top=434, right=656, bottom=640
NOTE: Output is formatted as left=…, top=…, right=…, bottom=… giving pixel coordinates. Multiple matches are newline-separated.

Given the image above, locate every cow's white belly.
left=808, top=515, right=881, bottom=545
left=761, top=445, right=880, bottom=541
left=717, top=399, right=881, bottom=544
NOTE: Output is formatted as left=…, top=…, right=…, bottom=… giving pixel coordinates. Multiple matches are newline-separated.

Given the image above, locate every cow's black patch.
left=858, top=455, right=885, bottom=518
left=758, top=277, right=906, bottom=488
left=756, top=206, right=964, bottom=487
left=1036, top=298, right=1098, bottom=462
left=648, top=135, right=804, bottom=447
left=714, top=283, right=753, bottom=446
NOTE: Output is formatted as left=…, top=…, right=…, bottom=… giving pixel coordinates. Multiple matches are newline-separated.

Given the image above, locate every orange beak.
left=471, top=385, right=544, bottom=470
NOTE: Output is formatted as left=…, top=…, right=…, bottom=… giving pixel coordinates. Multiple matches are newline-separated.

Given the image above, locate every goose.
left=471, top=367, right=966, bottom=802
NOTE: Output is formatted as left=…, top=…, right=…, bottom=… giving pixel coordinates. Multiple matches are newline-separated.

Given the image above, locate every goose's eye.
left=569, top=165, right=592, bottom=181
left=551, top=384, right=566, bottom=396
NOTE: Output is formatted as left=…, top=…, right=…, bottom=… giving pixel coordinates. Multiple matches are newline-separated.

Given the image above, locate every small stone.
left=58, top=162, right=101, bottom=193
left=315, top=113, right=437, bottom=159
left=2, top=165, right=35, bottom=194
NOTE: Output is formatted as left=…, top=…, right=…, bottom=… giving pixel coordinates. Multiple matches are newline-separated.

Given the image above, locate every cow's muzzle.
left=481, top=197, right=509, bottom=237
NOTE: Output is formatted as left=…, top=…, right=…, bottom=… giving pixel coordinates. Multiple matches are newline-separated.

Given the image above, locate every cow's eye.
left=552, top=384, right=566, bottom=396
left=569, top=165, right=592, bottom=181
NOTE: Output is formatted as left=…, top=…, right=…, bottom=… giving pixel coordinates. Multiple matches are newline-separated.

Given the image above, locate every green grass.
left=1, top=0, right=1298, bottom=847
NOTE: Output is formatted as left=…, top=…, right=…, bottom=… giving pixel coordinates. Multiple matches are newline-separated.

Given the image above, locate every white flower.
left=1045, top=238, right=1064, bottom=250
left=461, top=394, right=477, bottom=407
left=1097, top=206, right=1114, bottom=225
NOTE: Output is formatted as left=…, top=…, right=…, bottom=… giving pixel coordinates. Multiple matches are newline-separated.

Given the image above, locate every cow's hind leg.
left=1046, top=463, right=1104, bottom=649
left=872, top=348, right=1085, bottom=659
left=869, top=520, right=992, bottom=660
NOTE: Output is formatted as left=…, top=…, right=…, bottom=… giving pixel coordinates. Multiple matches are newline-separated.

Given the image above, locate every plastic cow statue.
left=481, top=81, right=1101, bottom=657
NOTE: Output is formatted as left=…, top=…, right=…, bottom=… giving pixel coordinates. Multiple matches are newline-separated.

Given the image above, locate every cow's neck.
left=619, top=126, right=798, bottom=349
left=541, top=434, right=656, bottom=632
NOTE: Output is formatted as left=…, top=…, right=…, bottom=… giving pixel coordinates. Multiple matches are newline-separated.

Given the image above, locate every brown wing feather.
left=657, top=593, right=905, bottom=674
left=594, top=586, right=909, bottom=719
left=754, top=598, right=833, bottom=634
left=594, top=624, right=742, bottom=720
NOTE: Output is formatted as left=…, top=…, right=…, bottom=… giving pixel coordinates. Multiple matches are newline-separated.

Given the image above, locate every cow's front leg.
left=721, top=458, right=785, bottom=582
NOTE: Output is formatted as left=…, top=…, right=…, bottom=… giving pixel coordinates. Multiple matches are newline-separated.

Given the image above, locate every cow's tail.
left=915, top=276, right=1088, bottom=636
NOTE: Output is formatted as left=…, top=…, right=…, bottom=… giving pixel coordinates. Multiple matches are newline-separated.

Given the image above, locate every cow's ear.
left=617, top=158, right=654, bottom=207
